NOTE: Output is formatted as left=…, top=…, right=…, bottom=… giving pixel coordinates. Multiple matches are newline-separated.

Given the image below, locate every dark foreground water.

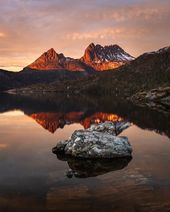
left=0, top=94, right=170, bottom=212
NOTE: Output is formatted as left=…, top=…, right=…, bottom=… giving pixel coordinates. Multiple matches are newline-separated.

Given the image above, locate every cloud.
left=0, top=32, right=5, bottom=38
left=0, top=0, right=169, bottom=71
left=66, top=28, right=124, bottom=41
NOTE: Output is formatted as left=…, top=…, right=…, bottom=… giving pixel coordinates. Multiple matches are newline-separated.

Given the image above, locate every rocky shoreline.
left=131, top=87, right=170, bottom=114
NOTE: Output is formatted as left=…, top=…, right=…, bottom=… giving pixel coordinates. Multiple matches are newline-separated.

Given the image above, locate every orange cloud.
left=66, top=28, right=123, bottom=41
left=0, top=32, right=5, bottom=38
left=0, top=144, right=8, bottom=149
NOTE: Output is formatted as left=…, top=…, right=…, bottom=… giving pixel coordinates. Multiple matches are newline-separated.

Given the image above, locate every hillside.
left=0, top=69, right=20, bottom=91
left=14, top=46, right=170, bottom=99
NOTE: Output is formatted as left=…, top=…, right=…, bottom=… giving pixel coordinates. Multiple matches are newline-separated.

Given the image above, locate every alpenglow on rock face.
left=27, top=48, right=87, bottom=72
left=26, top=43, right=134, bottom=72
left=52, top=122, right=132, bottom=158
left=81, top=43, right=134, bottom=71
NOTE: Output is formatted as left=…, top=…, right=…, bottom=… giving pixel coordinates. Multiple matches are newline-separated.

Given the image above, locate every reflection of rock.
left=59, top=156, right=131, bottom=178
left=53, top=122, right=132, bottom=158
left=89, top=121, right=131, bottom=135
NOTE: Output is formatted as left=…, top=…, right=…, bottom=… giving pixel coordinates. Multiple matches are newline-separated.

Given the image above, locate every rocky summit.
left=81, top=43, right=134, bottom=71
left=27, top=48, right=87, bottom=72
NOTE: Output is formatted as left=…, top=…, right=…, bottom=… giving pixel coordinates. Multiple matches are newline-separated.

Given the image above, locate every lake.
left=0, top=94, right=170, bottom=212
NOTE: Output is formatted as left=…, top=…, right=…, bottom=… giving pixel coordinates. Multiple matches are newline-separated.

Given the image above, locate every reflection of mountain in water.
left=0, top=93, right=170, bottom=138
left=56, top=154, right=131, bottom=178
left=30, top=112, right=123, bottom=133
left=30, top=112, right=84, bottom=133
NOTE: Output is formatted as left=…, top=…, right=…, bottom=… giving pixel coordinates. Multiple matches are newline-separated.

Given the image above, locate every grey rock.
left=53, top=129, right=132, bottom=158
left=131, top=87, right=170, bottom=114
left=89, top=121, right=131, bottom=135
left=52, top=140, right=69, bottom=153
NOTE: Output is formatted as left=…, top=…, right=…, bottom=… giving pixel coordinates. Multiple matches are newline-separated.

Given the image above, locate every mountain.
left=0, top=43, right=134, bottom=92
left=0, top=49, right=96, bottom=91
left=26, top=48, right=91, bottom=72
left=1, top=45, right=169, bottom=98
left=77, top=46, right=170, bottom=96
left=81, top=43, right=134, bottom=71
left=23, top=46, right=169, bottom=98
left=80, top=46, right=170, bottom=96
left=26, top=44, right=133, bottom=72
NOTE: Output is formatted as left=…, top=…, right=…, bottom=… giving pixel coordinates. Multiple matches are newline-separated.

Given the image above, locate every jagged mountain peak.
left=27, top=48, right=65, bottom=70
left=86, top=42, right=95, bottom=49
left=81, top=43, right=134, bottom=71
left=44, top=48, right=60, bottom=60
left=27, top=48, right=87, bottom=72
left=43, top=48, right=66, bottom=60
left=46, top=47, right=56, bottom=53
left=86, top=43, right=126, bottom=52
left=83, top=43, right=134, bottom=62
left=47, top=47, right=55, bottom=52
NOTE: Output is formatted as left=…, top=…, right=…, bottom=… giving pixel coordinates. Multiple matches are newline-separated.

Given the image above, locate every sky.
left=0, top=0, right=170, bottom=71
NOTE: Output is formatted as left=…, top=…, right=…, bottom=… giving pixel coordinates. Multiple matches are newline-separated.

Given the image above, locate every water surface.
left=0, top=94, right=170, bottom=211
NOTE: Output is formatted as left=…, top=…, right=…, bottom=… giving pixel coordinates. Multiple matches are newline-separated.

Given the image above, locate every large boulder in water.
left=52, top=128, right=132, bottom=159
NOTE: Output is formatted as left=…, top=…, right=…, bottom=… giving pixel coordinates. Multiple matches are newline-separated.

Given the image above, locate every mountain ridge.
left=1, top=45, right=169, bottom=100
left=26, top=43, right=134, bottom=72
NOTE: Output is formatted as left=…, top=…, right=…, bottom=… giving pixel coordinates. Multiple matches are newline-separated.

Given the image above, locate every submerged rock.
left=52, top=126, right=132, bottom=159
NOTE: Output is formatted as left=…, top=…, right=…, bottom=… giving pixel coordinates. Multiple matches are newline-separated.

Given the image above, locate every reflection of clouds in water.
left=1, top=110, right=24, bottom=116
left=0, top=143, right=8, bottom=149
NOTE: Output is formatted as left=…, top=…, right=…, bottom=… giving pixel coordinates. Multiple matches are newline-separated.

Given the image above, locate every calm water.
left=0, top=94, right=170, bottom=212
